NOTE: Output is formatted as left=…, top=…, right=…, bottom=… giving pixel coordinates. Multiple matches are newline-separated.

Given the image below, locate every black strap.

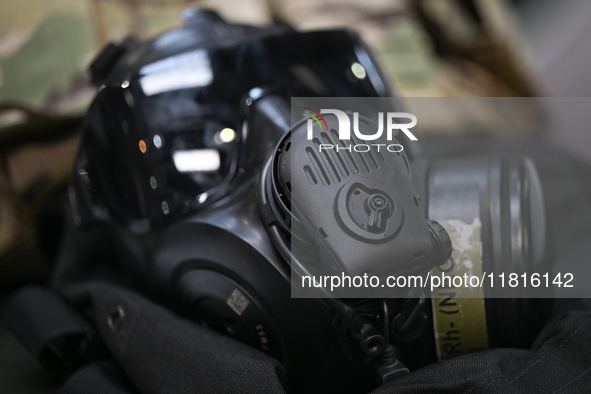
left=2, top=286, right=108, bottom=380
left=60, top=360, right=138, bottom=394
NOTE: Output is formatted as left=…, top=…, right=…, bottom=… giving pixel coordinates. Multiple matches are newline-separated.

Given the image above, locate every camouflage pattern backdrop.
left=0, top=0, right=535, bottom=115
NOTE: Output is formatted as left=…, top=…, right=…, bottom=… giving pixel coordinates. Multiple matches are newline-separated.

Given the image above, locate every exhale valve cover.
left=285, top=111, right=443, bottom=295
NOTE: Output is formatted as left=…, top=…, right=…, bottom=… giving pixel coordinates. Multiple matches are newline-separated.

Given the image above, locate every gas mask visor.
left=71, top=28, right=395, bottom=233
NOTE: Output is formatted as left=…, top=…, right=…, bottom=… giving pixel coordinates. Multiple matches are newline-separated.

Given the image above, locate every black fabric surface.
left=58, top=281, right=287, bottom=394
left=48, top=281, right=591, bottom=394
left=0, top=299, right=60, bottom=394
left=374, top=300, right=591, bottom=393
left=60, top=361, right=139, bottom=394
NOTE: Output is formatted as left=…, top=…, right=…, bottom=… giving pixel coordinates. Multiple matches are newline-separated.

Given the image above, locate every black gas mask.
left=68, top=9, right=548, bottom=394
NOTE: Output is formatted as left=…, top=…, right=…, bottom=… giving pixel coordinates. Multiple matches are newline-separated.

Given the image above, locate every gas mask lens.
left=165, top=121, right=240, bottom=196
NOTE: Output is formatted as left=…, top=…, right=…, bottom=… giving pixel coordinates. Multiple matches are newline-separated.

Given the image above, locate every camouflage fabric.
left=0, top=0, right=536, bottom=116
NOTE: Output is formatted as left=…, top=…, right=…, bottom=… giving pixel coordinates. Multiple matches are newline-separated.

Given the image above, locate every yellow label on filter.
left=431, top=218, right=489, bottom=360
